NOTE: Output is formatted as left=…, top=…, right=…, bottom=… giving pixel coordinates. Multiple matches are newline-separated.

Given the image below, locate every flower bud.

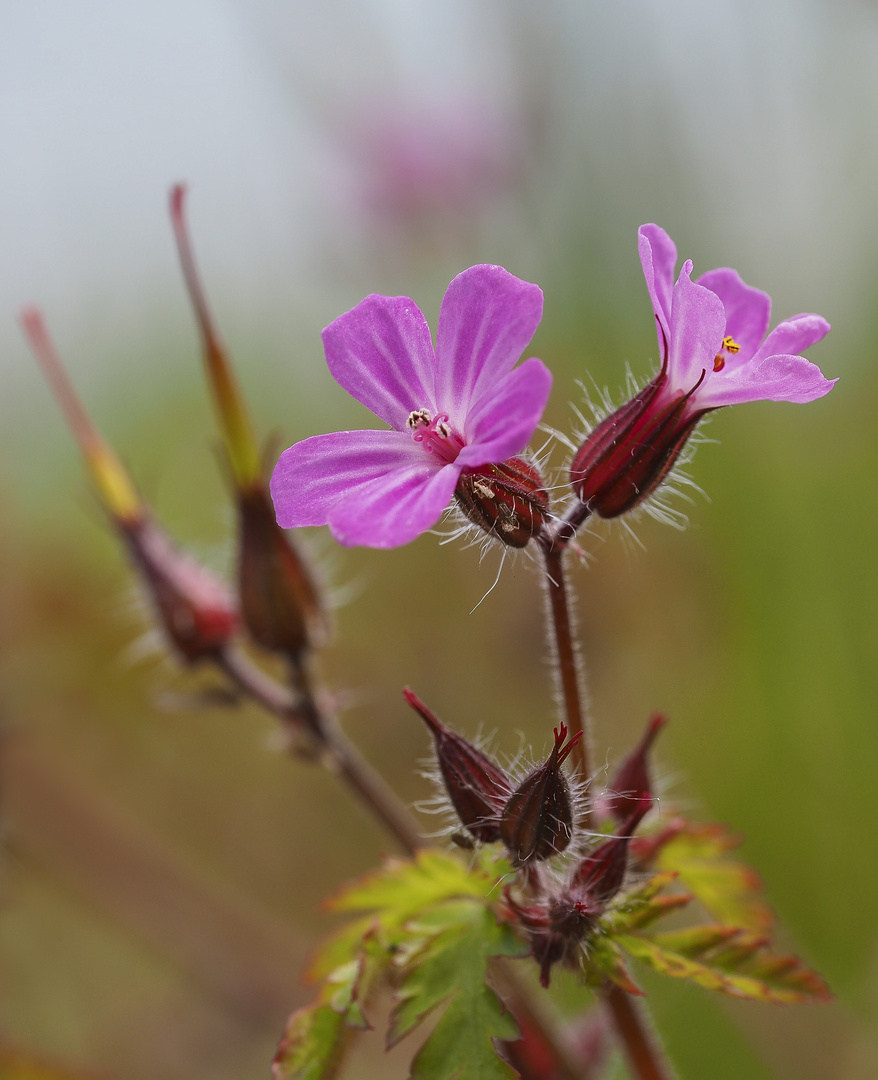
left=504, top=890, right=592, bottom=987
left=238, top=485, right=326, bottom=662
left=569, top=374, right=701, bottom=519
left=500, top=724, right=581, bottom=866
left=404, top=689, right=511, bottom=843
left=454, top=457, right=550, bottom=548
left=569, top=802, right=651, bottom=910
left=596, top=713, right=666, bottom=825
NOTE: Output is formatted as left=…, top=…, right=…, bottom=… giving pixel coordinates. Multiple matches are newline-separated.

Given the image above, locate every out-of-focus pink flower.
left=270, top=265, right=551, bottom=548
left=570, top=224, right=836, bottom=518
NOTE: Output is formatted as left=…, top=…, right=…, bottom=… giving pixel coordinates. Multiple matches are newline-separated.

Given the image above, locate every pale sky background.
left=3, top=0, right=877, bottom=426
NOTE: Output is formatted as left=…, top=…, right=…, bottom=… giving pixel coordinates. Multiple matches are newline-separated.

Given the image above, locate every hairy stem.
left=539, top=543, right=592, bottom=792
left=602, top=984, right=676, bottom=1080
left=214, top=646, right=421, bottom=854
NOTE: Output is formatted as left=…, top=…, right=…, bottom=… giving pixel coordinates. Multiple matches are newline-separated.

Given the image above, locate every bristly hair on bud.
left=568, top=800, right=652, bottom=910
left=500, top=723, right=582, bottom=866
left=595, top=712, right=666, bottom=825
left=454, top=457, right=550, bottom=549
left=405, top=688, right=512, bottom=844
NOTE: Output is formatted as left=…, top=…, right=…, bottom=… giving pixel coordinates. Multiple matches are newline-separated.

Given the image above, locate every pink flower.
left=270, top=266, right=551, bottom=548
left=571, top=224, right=836, bottom=519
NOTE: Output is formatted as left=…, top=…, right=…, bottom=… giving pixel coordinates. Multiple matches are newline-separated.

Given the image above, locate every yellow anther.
left=722, top=335, right=741, bottom=353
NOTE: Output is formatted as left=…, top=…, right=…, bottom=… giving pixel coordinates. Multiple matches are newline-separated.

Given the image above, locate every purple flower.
left=270, top=265, right=551, bottom=548
left=638, top=223, right=835, bottom=413
left=571, top=224, right=836, bottom=519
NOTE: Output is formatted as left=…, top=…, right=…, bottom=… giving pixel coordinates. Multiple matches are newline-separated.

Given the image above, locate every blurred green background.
left=2, top=2, right=876, bottom=1078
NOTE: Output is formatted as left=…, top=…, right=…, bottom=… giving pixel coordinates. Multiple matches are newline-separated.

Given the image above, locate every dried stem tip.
left=500, top=723, right=581, bottom=866
left=21, top=308, right=143, bottom=525
left=454, top=457, right=550, bottom=548
left=404, top=688, right=511, bottom=843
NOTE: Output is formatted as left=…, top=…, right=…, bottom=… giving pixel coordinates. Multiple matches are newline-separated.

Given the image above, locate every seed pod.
left=237, top=484, right=326, bottom=662
left=123, top=517, right=238, bottom=662
left=404, top=689, right=511, bottom=843
left=500, top=724, right=581, bottom=866
left=454, top=457, right=550, bottom=548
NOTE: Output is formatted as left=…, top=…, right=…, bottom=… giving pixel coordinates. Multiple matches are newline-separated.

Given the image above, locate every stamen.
left=713, top=335, right=741, bottom=372
left=408, top=409, right=464, bottom=464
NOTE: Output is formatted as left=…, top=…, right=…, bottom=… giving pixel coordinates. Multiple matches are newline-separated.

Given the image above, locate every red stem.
left=540, top=544, right=592, bottom=795
left=602, top=984, right=676, bottom=1080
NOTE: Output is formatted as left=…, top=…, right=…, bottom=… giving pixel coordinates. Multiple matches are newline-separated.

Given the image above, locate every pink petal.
left=327, top=460, right=461, bottom=548
left=638, top=224, right=677, bottom=359
left=433, top=264, right=543, bottom=424
left=667, top=261, right=726, bottom=392
left=693, top=353, right=837, bottom=409
left=456, top=357, right=553, bottom=468
left=695, top=268, right=771, bottom=365
left=750, top=313, right=831, bottom=364
left=321, top=294, right=436, bottom=429
left=270, top=429, right=429, bottom=528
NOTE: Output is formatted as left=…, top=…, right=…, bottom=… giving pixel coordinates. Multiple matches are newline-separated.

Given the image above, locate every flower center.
left=406, top=408, right=465, bottom=465
left=713, top=335, right=741, bottom=372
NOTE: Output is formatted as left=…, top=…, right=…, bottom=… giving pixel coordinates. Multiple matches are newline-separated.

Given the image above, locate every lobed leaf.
left=615, top=928, right=831, bottom=1004
left=274, top=933, right=387, bottom=1079
left=389, top=901, right=529, bottom=1080
left=653, top=823, right=774, bottom=932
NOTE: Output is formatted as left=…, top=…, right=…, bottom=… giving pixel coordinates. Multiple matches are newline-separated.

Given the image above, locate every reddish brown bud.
left=500, top=724, right=581, bottom=866
left=569, top=802, right=651, bottom=909
left=404, top=688, right=511, bottom=843
left=597, top=713, right=666, bottom=825
left=121, top=516, right=238, bottom=663
left=505, top=890, right=592, bottom=987
left=569, top=373, right=703, bottom=518
left=237, top=485, right=326, bottom=661
left=454, top=457, right=550, bottom=548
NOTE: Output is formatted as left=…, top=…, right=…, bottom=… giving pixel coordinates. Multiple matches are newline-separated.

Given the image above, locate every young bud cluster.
left=408, top=696, right=666, bottom=986
left=406, top=691, right=584, bottom=865
left=454, top=457, right=550, bottom=548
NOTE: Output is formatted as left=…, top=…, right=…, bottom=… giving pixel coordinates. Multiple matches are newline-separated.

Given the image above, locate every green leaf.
left=330, top=848, right=512, bottom=921
left=272, top=1004, right=348, bottom=1080
left=274, top=933, right=388, bottom=1079
left=615, top=929, right=831, bottom=1004
left=654, top=824, right=774, bottom=932
left=389, top=901, right=529, bottom=1080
